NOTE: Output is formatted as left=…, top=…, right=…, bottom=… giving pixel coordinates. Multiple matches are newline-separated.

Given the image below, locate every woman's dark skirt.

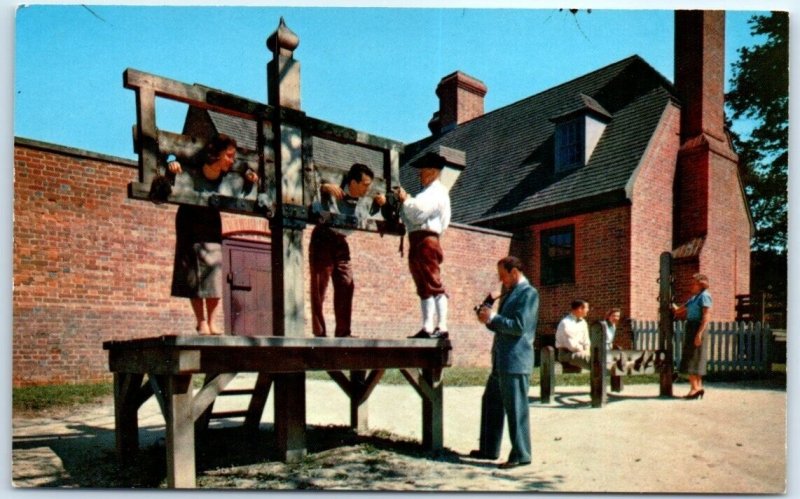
left=679, top=320, right=708, bottom=376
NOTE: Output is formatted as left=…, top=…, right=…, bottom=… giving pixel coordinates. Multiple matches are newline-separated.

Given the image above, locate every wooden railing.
left=632, top=320, right=774, bottom=374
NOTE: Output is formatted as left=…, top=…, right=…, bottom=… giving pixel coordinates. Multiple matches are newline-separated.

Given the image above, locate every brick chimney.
left=674, top=10, right=726, bottom=142
left=673, top=10, right=733, bottom=243
left=672, top=10, right=751, bottom=315
left=430, top=71, right=487, bottom=135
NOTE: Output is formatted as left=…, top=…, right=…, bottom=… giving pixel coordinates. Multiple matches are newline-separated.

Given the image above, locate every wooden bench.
left=539, top=327, right=671, bottom=407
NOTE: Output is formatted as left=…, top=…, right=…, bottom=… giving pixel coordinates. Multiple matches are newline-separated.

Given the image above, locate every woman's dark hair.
left=203, top=134, right=237, bottom=164
left=497, top=256, right=524, bottom=272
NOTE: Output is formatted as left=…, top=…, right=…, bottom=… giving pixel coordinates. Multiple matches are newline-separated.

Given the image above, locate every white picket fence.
left=631, top=320, right=774, bottom=374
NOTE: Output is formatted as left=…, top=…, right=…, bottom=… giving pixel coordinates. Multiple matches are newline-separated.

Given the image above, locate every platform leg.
left=164, top=374, right=195, bottom=489
left=421, top=369, right=443, bottom=451
left=114, top=373, right=143, bottom=464
left=274, top=372, right=307, bottom=463
left=350, top=370, right=368, bottom=432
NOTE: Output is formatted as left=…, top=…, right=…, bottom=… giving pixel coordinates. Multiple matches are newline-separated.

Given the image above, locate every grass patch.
left=15, top=364, right=786, bottom=414
left=13, top=382, right=112, bottom=413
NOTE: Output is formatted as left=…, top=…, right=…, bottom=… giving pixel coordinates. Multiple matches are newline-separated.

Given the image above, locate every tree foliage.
left=726, top=12, right=789, bottom=253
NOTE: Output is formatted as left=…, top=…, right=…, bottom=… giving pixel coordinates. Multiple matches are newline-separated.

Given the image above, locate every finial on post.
left=267, top=17, right=300, bottom=57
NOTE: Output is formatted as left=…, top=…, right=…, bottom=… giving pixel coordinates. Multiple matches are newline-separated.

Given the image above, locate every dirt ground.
left=11, top=375, right=787, bottom=493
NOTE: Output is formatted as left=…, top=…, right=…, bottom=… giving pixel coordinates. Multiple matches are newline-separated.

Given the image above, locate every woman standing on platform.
left=672, top=273, right=712, bottom=399
left=167, top=134, right=257, bottom=335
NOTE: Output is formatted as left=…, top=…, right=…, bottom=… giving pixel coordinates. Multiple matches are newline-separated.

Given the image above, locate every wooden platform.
left=104, top=335, right=452, bottom=488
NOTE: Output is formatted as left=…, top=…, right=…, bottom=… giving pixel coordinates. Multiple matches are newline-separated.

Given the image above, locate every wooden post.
left=350, top=370, right=369, bottom=432
left=274, top=372, right=307, bottom=463
left=113, top=373, right=143, bottom=463
left=164, top=375, right=195, bottom=489
left=267, top=19, right=308, bottom=464
left=421, top=369, right=443, bottom=451
left=590, top=325, right=606, bottom=407
left=540, top=346, right=555, bottom=404
left=658, top=252, right=674, bottom=397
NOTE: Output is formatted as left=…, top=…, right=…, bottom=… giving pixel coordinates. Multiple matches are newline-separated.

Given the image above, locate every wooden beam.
left=113, top=373, right=144, bottom=463
left=539, top=346, right=555, bottom=404
left=191, top=372, right=237, bottom=422
left=244, top=372, right=274, bottom=430
left=109, top=348, right=200, bottom=375
left=326, top=371, right=353, bottom=396
left=164, top=375, right=195, bottom=489
left=421, top=369, right=443, bottom=451
left=274, top=373, right=306, bottom=463
left=659, top=252, right=674, bottom=397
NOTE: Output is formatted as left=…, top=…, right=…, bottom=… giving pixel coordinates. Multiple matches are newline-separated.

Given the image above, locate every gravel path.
left=12, top=375, right=787, bottom=493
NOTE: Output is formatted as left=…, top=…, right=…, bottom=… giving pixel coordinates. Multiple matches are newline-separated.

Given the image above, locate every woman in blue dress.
left=672, top=273, right=712, bottom=399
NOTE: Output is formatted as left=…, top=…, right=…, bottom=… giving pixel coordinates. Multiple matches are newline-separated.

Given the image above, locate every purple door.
left=223, top=238, right=273, bottom=336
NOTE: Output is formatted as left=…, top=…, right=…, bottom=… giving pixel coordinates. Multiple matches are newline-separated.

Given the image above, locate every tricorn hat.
left=409, top=150, right=448, bottom=169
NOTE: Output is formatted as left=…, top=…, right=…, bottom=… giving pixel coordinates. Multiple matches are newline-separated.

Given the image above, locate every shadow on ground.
left=14, top=422, right=561, bottom=491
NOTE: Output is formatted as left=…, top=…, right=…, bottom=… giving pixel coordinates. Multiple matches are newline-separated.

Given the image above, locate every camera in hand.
left=370, top=186, right=405, bottom=235
left=474, top=292, right=500, bottom=316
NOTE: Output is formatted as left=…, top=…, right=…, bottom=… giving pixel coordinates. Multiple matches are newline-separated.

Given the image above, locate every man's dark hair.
left=344, top=163, right=375, bottom=186
left=571, top=299, right=589, bottom=311
left=497, top=256, right=524, bottom=272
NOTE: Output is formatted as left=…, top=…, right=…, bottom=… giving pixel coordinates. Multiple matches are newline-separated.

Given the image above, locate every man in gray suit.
left=470, top=256, right=539, bottom=469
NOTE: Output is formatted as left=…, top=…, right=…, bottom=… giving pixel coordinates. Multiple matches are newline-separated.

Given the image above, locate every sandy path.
left=12, top=376, right=786, bottom=493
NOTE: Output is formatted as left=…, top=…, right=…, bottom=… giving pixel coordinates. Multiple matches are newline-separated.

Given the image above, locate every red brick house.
left=12, top=10, right=751, bottom=385
left=401, top=10, right=752, bottom=342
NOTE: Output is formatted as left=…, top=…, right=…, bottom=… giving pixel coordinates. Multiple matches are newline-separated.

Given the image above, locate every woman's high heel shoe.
left=685, top=389, right=705, bottom=400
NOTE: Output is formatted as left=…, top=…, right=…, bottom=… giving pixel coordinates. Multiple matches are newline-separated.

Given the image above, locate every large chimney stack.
left=430, top=71, right=487, bottom=135
left=672, top=10, right=749, bottom=312
left=674, top=10, right=726, bottom=143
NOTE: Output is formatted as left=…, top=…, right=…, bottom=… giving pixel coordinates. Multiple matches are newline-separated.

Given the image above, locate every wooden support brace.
left=244, top=372, right=274, bottom=430
left=193, top=372, right=237, bottom=431
left=148, top=375, right=168, bottom=423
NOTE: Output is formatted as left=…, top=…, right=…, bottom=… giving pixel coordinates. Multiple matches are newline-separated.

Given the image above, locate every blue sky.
left=2, top=3, right=799, bottom=494
left=10, top=1, right=784, bottom=160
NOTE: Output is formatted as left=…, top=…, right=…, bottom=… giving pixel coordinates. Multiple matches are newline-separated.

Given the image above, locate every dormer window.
left=555, top=118, right=583, bottom=171
left=550, top=93, right=612, bottom=174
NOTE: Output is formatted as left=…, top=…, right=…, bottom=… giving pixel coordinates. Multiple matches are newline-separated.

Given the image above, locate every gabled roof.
left=401, top=55, right=680, bottom=229
left=193, top=109, right=384, bottom=172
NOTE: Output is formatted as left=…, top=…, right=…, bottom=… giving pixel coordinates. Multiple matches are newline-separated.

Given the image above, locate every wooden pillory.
left=105, top=19, right=459, bottom=488
left=539, top=252, right=675, bottom=407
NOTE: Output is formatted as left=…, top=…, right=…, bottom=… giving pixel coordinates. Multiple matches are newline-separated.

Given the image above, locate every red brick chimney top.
left=432, top=71, right=488, bottom=135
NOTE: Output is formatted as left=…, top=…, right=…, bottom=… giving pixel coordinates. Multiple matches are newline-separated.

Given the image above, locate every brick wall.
left=13, top=139, right=512, bottom=386
left=685, top=144, right=750, bottom=320
left=523, top=207, right=632, bottom=345
left=303, top=224, right=513, bottom=367
left=630, top=103, right=682, bottom=325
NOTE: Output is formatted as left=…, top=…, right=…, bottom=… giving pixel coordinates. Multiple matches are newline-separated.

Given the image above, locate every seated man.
left=555, top=299, right=591, bottom=370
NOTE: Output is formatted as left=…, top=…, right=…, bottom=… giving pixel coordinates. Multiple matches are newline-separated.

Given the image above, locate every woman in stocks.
left=167, top=134, right=258, bottom=335
left=672, top=273, right=712, bottom=399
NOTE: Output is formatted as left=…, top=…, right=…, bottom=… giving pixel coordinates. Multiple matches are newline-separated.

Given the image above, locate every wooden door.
left=223, top=238, right=273, bottom=336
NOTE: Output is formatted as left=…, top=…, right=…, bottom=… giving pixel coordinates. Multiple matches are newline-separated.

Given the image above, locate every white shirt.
left=400, top=179, right=451, bottom=235
left=555, top=313, right=590, bottom=352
